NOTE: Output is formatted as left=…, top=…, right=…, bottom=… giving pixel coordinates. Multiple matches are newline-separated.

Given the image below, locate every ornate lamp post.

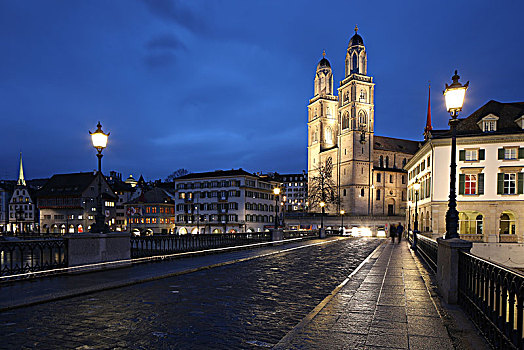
left=273, top=187, right=280, bottom=229
left=319, top=201, right=325, bottom=231
left=407, top=200, right=412, bottom=233
left=411, top=179, right=420, bottom=249
left=89, top=122, right=110, bottom=233
left=443, top=71, right=468, bottom=239
left=340, top=209, right=345, bottom=234
left=281, top=195, right=287, bottom=229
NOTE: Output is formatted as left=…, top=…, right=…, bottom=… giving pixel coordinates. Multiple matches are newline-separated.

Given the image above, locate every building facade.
left=125, top=187, right=176, bottom=235
left=8, top=154, right=38, bottom=233
left=37, top=172, right=117, bottom=234
left=171, top=169, right=278, bottom=234
left=307, top=27, right=418, bottom=216
left=405, top=100, right=524, bottom=242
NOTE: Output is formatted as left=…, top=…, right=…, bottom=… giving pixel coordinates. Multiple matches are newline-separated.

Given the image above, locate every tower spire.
left=354, top=24, right=358, bottom=33
left=424, top=83, right=433, bottom=140
left=17, top=152, right=26, bottom=186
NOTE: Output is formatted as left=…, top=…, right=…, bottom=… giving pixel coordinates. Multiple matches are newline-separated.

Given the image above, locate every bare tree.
left=308, top=162, right=340, bottom=212
left=165, top=168, right=190, bottom=182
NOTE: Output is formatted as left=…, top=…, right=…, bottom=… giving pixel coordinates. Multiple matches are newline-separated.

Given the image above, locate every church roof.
left=317, top=57, right=331, bottom=70
left=374, top=136, right=419, bottom=154
left=349, top=33, right=364, bottom=47
left=430, top=100, right=524, bottom=139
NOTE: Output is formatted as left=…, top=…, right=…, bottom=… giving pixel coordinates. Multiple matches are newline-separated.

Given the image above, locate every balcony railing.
left=459, top=251, right=524, bottom=349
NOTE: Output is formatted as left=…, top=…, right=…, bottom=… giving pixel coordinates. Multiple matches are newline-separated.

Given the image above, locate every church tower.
left=337, top=26, right=375, bottom=215
left=307, top=52, right=339, bottom=211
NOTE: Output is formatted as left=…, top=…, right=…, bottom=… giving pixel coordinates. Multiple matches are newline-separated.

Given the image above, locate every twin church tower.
left=307, top=27, right=418, bottom=216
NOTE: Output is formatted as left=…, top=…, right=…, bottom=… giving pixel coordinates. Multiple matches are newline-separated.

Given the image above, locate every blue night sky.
left=1, top=1, right=523, bottom=181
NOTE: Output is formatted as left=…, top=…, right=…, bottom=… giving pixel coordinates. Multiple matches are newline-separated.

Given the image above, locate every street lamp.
left=411, top=179, right=421, bottom=249
left=340, top=209, right=345, bottom=234
left=443, top=70, right=468, bottom=239
left=273, top=187, right=280, bottom=229
left=319, top=201, right=325, bottom=231
left=281, top=195, right=287, bottom=229
left=407, top=200, right=412, bottom=233
left=89, top=121, right=110, bottom=233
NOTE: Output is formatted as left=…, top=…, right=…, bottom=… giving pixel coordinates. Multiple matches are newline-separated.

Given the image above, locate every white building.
left=171, top=169, right=279, bottom=234
left=406, top=100, right=524, bottom=242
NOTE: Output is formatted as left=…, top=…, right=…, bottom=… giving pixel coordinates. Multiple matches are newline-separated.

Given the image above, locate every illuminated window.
left=465, top=175, right=477, bottom=195
left=505, top=148, right=517, bottom=160
left=504, top=173, right=516, bottom=194
left=465, top=150, right=477, bottom=161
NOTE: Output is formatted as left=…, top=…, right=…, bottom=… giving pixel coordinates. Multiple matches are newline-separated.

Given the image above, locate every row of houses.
left=0, top=162, right=308, bottom=234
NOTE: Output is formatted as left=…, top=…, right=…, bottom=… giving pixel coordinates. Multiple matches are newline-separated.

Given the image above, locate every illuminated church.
left=307, top=27, right=419, bottom=216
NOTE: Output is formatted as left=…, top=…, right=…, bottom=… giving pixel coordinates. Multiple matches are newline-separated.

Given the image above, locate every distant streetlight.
left=443, top=70, right=468, bottom=239
left=407, top=200, right=413, bottom=233
left=319, top=201, right=325, bottom=231
left=89, top=122, right=110, bottom=233
left=273, top=187, right=280, bottom=229
left=340, top=209, right=345, bottom=234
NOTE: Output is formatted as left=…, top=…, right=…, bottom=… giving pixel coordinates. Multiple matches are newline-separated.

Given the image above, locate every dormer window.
left=484, top=121, right=496, bottom=132
left=478, top=114, right=499, bottom=133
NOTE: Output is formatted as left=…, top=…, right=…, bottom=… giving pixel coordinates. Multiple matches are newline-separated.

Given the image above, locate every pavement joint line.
left=0, top=237, right=350, bottom=312
left=0, top=237, right=308, bottom=282
left=273, top=239, right=387, bottom=349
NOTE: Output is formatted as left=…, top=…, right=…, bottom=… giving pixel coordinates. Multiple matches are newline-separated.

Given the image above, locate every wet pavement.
left=274, top=240, right=487, bottom=350
left=0, top=237, right=382, bottom=349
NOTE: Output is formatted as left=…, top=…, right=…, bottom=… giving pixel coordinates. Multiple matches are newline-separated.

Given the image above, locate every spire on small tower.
left=322, top=50, right=326, bottom=58
left=354, top=25, right=358, bottom=33
left=424, top=83, right=433, bottom=140
left=17, top=152, right=26, bottom=186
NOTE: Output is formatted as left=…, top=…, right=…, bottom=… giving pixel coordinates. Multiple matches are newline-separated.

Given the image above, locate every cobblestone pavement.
left=0, top=237, right=382, bottom=349
left=275, top=241, right=480, bottom=350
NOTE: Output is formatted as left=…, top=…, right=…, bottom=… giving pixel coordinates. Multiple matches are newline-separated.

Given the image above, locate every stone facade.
left=308, top=27, right=418, bottom=217
left=168, top=169, right=279, bottom=234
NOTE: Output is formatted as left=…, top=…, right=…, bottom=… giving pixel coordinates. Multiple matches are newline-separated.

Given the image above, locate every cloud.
left=141, top=0, right=208, bottom=35
left=146, top=33, right=185, bottom=51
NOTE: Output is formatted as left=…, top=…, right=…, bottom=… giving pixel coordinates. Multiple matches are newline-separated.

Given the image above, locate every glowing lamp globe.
left=444, top=70, right=469, bottom=116
left=90, top=122, right=109, bottom=151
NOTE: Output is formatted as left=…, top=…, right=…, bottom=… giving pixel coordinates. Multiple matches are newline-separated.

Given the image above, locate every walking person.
left=397, top=222, right=404, bottom=243
left=390, top=224, right=396, bottom=243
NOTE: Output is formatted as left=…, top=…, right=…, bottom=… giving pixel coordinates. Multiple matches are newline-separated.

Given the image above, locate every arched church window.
left=359, top=89, right=366, bottom=102
left=326, top=107, right=332, bottom=118
left=358, top=111, right=367, bottom=127
left=344, top=91, right=349, bottom=103
left=402, top=158, right=407, bottom=167
left=325, top=127, right=333, bottom=144
left=352, top=53, right=358, bottom=71
left=342, top=112, right=350, bottom=129
left=385, top=156, right=389, bottom=168
left=379, top=156, right=384, bottom=167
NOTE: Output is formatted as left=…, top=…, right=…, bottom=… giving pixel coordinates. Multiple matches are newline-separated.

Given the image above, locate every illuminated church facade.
left=307, top=27, right=419, bottom=216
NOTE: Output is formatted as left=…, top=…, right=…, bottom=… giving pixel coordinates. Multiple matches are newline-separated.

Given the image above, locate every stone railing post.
left=436, top=237, right=472, bottom=304
left=65, top=232, right=131, bottom=269
left=271, top=229, right=283, bottom=242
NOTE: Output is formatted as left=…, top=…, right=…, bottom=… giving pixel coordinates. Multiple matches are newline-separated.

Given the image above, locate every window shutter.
left=478, top=173, right=484, bottom=195
left=518, top=173, right=524, bottom=195
left=459, top=174, right=465, bottom=195
left=459, top=150, right=466, bottom=161
left=498, top=148, right=505, bottom=160
left=519, top=148, right=524, bottom=159
left=479, top=149, right=485, bottom=160
left=497, top=173, right=504, bottom=194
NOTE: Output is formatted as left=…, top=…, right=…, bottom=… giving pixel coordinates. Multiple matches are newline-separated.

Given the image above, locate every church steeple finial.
left=322, top=50, right=326, bottom=58
left=17, top=152, right=26, bottom=186
left=424, top=83, right=433, bottom=140
left=354, top=24, right=358, bottom=33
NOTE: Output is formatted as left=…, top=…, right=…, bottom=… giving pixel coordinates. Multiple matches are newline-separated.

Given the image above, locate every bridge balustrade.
left=131, top=232, right=271, bottom=258
left=0, top=239, right=67, bottom=276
